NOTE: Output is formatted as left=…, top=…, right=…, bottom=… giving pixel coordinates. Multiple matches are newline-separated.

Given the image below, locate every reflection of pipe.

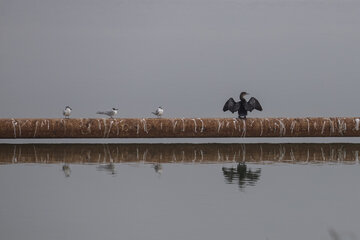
left=1, top=117, right=360, bottom=138
left=1, top=143, right=360, bottom=164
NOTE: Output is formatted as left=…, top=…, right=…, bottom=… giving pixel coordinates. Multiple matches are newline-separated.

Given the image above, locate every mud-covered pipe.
left=0, top=117, right=360, bottom=138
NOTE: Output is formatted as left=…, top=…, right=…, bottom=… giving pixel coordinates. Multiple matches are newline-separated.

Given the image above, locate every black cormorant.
left=223, top=92, right=262, bottom=119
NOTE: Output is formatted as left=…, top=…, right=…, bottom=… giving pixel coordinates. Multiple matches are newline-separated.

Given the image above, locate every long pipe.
left=0, top=117, right=360, bottom=138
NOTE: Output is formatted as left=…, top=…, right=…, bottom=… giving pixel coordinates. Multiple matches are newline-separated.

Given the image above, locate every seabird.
left=152, top=106, right=164, bottom=118
left=223, top=92, right=262, bottom=119
left=96, top=108, right=118, bottom=118
left=63, top=106, right=72, bottom=119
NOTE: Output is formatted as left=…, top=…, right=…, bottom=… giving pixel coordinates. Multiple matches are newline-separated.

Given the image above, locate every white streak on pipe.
left=11, top=119, right=17, bottom=138
left=355, top=118, right=360, bottom=131
left=103, top=119, right=108, bottom=137
left=249, top=120, right=255, bottom=127
left=265, top=118, right=271, bottom=132
left=60, top=119, right=67, bottom=134
left=181, top=118, right=185, bottom=132
left=233, top=118, right=237, bottom=130
left=337, top=119, right=346, bottom=135
left=136, top=124, right=140, bottom=135
left=217, top=120, right=223, bottom=133
left=278, top=119, right=286, bottom=137
left=290, top=121, right=296, bottom=135
left=79, top=119, right=85, bottom=134
left=116, top=120, right=122, bottom=136
left=260, top=119, right=263, bottom=136
left=241, top=119, right=246, bottom=137
left=326, top=118, right=335, bottom=134
left=197, top=118, right=204, bottom=132
left=274, top=123, right=279, bottom=133
left=33, top=121, right=39, bottom=138
left=173, top=121, right=178, bottom=132
left=106, top=120, right=114, bottom=138
left=88, top=122, right=92, bottom=134
left=41, top=120, right=46, bottom=128
left=192, top=119, right=197, bottom=133
left=141, top=119, right=148, bottom=133
left=321, top=121, right=326, bottom=134
left=18, top=122, right=22, bottom=137
left=306, top=118, right=310, bottom=134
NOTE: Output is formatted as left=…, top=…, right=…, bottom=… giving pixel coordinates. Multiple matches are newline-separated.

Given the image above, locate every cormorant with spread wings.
left=223, top=92, right=262, bottom=119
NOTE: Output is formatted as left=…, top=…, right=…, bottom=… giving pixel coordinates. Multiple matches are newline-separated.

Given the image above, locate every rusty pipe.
left=0, top=117, right=360, bottom=138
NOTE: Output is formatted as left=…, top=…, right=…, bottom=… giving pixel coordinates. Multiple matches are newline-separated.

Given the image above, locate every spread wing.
left=223, top=98, right=240, bottom=113
left=244, top=97, right=263, bottom=112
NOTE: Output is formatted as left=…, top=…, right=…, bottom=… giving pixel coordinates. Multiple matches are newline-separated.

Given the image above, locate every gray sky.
left=1, top=0, right=360, bottom=119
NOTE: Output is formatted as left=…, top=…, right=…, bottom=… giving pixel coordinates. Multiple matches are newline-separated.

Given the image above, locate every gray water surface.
left=1, top=144, right=360, bottom=240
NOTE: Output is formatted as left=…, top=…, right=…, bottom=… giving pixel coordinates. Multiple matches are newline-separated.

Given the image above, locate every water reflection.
left=222, top=163, right=261, bottom=190
left=62, top=164, right=71, bottom=177
left=328, top=228, right=358, bottom=240
left=1, top=143, right=359, bottom=165
left=153, top=163, right=163, bottom=175
left=96, top=163, right=116, bottom=175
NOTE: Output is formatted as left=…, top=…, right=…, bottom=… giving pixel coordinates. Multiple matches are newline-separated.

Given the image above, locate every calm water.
left=1, top=143, right=360, bottom=240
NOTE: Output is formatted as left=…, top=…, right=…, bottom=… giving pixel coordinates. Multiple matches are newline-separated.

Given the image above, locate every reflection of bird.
left=153, top=163, right=162, bottom=174
left=222, top=163, right=261, bottom=189
left=152, top=106, right=164, bottom=118
left=63, top=106, right=72, bottom=119
left=62, top=164, right=71, bottom=177
left=223, top=92, right=262, bottom=119
left=97, top=163, right=116, bottom=175
left=96, top=108, right=118, bottom=118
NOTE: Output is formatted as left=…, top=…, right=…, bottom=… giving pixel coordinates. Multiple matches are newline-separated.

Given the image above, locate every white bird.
left=152, top=106, right=164, bottom=118
left=63, top=106, right=72, bottom=119
left=96, top=108, right=118, bottom=118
